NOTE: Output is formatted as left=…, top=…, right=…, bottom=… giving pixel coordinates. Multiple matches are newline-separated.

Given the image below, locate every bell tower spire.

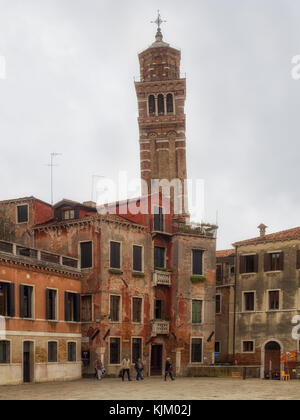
left=135, top=14, right=188, bottom=222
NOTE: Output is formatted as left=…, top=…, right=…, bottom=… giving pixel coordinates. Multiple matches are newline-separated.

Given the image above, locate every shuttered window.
left=80, top=242, right=93, bottom=269
left=153, top=207, right=164, bottom=232
left=65, top=292, right=80, bottom=322
left=154, top=299, right=164, bottom=320
left=110, top=338, right=120, bottom=364
left=110, top=295, right=120, bottom=322
left=132, top=298, right=142, bottom=323
left=0, top=341, right=10, bottom=364
left=110, top=242, right=121, bottom=269
left=264, top=252, right=284, bottom=272
left=192, top=300, right=203, bottom=323
left=192, top=250, right=203, bottom=275
left=46, top=289, right=57, bottom=321
left=133, top=246, right=143, bottom=272
left=48, top=342, right=58, bottom=363
left=17, top=205, right=28, bottom=223
left=132, top=338, right=142, bottom=363
left=191, top=338, right=203, bottom=363
left=268, top=290, right=280, bottom=311
left=20, top=285, right=33, bottom=319
left=240, top=255, right=258, bottom=274
left=297, top=250, right=300, bottom=269
left=67, top=342, right=76, bottom=362
left=0, top=283, right=14, bottom=317
left=154, top=247, right=165, bottom=269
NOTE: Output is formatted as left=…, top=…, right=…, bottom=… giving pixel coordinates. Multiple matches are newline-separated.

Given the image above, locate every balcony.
left=152, top=321, right=170, bottom=336
left=153, top=270, right=171, bottom=286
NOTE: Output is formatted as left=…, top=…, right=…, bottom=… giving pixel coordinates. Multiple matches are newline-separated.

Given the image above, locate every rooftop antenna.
left=46, top=153, right=62, bottom=205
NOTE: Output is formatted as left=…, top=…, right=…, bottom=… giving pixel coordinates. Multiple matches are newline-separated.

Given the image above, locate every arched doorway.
left=264, top=341, right=281, bottom=380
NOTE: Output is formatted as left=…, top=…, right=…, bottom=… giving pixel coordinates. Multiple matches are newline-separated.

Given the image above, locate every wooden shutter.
left=253, top=255, right=259, bottom=273
left=46, top=289, right=50, bottom=320
left=7, top=283, right=15, bottom=318
left=65, top=292, right=69, bottom=321
left=74, top=294, right=81, bottom=322
left=264, top=253, right=271, bottom=272
left=193, top=250, right=203, bottom=275
left=279, top=252, right=284, bottom=271
left=80, top=242, right=92, bottom=269
left=110, top=242, right=120, bottom=269
left=239, top=256, right=246, bottom=274
left=297, top=250, right=300, bottom=270
left=19, top=285, right=25, bottom=318
left=133, top=246, right=142, bottom=272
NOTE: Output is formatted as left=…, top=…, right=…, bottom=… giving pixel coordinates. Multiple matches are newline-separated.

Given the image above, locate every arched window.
left=158, top=94, right=165, bottom=115
left=167, top=94, right=174, bottom=114
left=148, top=95, right=155, bottom=116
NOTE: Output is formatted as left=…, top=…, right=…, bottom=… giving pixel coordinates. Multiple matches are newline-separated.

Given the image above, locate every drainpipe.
left=233, top=245, right=238, bottom=362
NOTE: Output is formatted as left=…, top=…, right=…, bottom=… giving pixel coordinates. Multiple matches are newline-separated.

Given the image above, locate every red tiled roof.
left=216, top=249, right=235, bottom=258
left=233, top=226, right=300, bottom=246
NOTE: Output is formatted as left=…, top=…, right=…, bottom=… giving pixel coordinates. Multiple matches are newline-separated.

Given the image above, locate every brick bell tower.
left=135, top=13, right=188, bottom=222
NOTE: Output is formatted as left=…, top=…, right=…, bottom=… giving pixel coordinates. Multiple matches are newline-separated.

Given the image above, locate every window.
left=240, top=255, right=258, bottom=274
left=154, top=299, right=164, bottom=320
left=65, top=292, right=80, bottom=322
left=166, top=93, right=174, bottom=114
left=192, top=300, right=203, bottom=324
left=46, top=289, right=57, bottom=321
left=216, top=264, right=222, bottom=283
left=268, top=290, right=280, bottom=311
left=243, top=341, right=254, bottom=353
left=48, top=342, right=58, bottom=363
left=0, top=283, right=14, bottom=317
left=110, top=295, right=121, bottom=322
left=158, top=94, right=165, bottom=115
left=264, top=252, right=284, bottom=272
left=81, top=295, right=92, bottom=322
left=148, top=95, right=155, bottom=115
left=192, top=250, right=203, bottom=275
left=17, top=205, right=28, bottom=223
left=215, top=342, right=221, bottom=354
left=216, top=295, right=221, bottom=314
left=244, top=292, right=255, bottom=312
left=133, top=246, right=143, bottom=272
left=80, top=242, right=93, bottom=269
left=0, top=341, right=10, bottom=364
left=20, top=285, right=33, bottom=319
left=297, top=250, right=300, bottom=270
left=132, top=298, right=142, bottom=323
left=110, top=242, right=121, bottom=269
left=191, top=338, right=203, bottom=363
left=67, top=342, right=76, bottom=362
left=110, top=338, right=120, bottom=364
left=132, top=338, right=142, bottom=363
left=153, top=206, right=164, bottom=232
left=154, top=246, right=165, bottom=269
left=63, top=209, right=75, bottom=220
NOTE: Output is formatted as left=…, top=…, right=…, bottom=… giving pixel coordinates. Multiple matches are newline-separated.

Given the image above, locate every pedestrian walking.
left=121, top=355, right=132, bottom=381
left=165, top=357, right=175, bottom=381
left=134, top=358, right=144, bottom=381
left=95, top=359, right=104, bottom=380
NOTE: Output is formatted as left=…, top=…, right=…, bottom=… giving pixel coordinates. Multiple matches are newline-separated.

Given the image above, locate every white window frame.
left=190, top=337, right=203, bottom=364
left=20, top=283, right=35, bottom=320
left=242, top=340, right=255, bottom=354
left=109, top=241, right=122, bottom=270
left=191, top=249, right=205, bottom=276
left=47, top=340, right=59, bottom=364
left=242, top=290, right=256, bottom=313
left=66, top=341, right=77, bottom=363
left=267, top=289, right=281, bottom=312
left=109, top=294, right=122, bottom=324
left=0, top=338, right=12, bottom=365
left=109, top=336, right=122, bottom=366
left=191, top=299, right=204, bottom=325
left=132, top=244, right=144, bottom=273
left=131, top=336, right=143, bottom=365
left=132, top=296, right=144, bottom=325
left=46, top=287, right=58, bottom=322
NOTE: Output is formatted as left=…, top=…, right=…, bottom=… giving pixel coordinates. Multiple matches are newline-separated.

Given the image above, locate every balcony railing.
left=0, top=240, right=80, bottom=271
left=153, top=270, right=171, bottom=286
left=152, top=321, right=170, bottom=336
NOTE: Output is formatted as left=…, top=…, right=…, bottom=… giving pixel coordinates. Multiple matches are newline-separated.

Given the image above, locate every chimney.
left=258, top=224, right=267, bottom=238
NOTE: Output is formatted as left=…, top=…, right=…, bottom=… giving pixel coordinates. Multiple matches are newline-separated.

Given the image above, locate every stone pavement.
left=0, top=377, right=300, bottom=400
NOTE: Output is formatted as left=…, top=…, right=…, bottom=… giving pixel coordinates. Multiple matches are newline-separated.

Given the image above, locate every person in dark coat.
left=165, top=357, right=175, bottom=381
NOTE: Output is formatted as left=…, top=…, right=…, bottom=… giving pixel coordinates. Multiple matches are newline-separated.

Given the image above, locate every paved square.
left=0, top=378, right=300, bottom=400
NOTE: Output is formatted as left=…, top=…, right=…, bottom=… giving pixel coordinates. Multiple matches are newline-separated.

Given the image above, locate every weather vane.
left=151, top=10, right=166, bottom=30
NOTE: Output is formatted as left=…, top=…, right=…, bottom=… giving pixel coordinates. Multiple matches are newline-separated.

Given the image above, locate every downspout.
left=233, top=245, right=238, bottom=361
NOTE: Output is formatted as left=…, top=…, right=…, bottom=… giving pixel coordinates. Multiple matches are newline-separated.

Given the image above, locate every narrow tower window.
left=166, top=93, right=174, bottom=114
left=148, top=95, right=156, bottom=116
left=158, top=94, right=165, bottom=115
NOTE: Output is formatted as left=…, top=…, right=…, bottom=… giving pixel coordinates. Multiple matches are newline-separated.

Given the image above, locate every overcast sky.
left=0, top=0, right=300, bottom=249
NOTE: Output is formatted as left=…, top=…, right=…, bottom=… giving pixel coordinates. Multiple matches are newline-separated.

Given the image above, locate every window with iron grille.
left=133, top=246, right=143, bottom=272
left=192, top=250, right=203, bottom=275
left=244, top=292, right=255, bottom=312
left=132, top=338, right=142, bottom=363
left=67, top=342, right=76, bottom=362
left=110, top=338, right=120, bottom=364
left=132, top=298, right=142, bottom=323
left=243, top=341, right=254, bottom=353
left=80, top=241, right=93, bottom=269
left=110, top=242, right=121, bottom=269
left=48, top=342, right=58, bottom=363
left=154, top=247, right=165, bottom=269
left=46, top=289, right=57, bottom=320
left=191, top=338, right=202, bottom=363
left=17, top=205, right=28, bottom=223
left=192, top=300, right=203, bottom=324
left=268, top=290, right=280, bottom=311
left=81, top=295, right=92, bottom=322
left=110, top=295, right=120, bottom=322
left=0, top=341, right=10, bottom=364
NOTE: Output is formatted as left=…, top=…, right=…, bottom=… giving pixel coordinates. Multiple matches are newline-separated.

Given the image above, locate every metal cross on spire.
left=151, top=10, right=166, bottom=30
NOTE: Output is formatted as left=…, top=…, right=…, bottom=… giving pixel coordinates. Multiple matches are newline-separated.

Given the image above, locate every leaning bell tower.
left=135, top=12, right=188, bottom=221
